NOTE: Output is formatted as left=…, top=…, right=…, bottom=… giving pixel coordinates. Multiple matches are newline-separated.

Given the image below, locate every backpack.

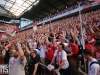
left=90, top=61, right=100, bottom=74
left=90, top=61, right=100, bottom=67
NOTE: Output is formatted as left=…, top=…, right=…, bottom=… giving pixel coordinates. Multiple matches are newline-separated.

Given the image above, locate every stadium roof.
left=0, top=0, right=83, bottom=21
left=20, top=0, right=82, bottom=20
left=0, top=0, right=39, bottom=20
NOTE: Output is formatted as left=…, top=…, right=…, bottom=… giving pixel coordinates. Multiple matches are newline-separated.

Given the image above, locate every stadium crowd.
left=0, top=8, right=100, bottom=75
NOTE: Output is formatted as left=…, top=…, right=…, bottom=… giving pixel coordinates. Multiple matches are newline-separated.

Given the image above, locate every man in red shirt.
left=45, top=33, right=57, bottom=65
left=93, top=40, right=100, bottom=61
left=46, top=42, right=56, bottom=64
left=67, top=39, right=79, bottom=75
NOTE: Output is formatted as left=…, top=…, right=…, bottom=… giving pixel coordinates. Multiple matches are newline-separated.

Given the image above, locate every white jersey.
left=54, top=50, right=69, bottom=69
left=9, top=57, right=26, bottom=75
left=88, top=58, right=100, bottom=75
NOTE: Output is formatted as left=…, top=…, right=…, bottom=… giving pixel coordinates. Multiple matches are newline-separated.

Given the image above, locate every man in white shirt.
left=78, top=49, right=100, bottom=75
left=9, top=40, right=27, bottom=75
left=50, top=43, right=69, bottom=75
left=40, top=45, right=46, bottom=64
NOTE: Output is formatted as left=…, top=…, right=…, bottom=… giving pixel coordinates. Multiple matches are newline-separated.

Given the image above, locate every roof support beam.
left=0, top=5, right=16, bottom=18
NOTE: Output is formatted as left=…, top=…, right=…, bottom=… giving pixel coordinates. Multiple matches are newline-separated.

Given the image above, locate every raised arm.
left=25, top=44, right=31, bottom=56
left=53, top=32, right=56, bottom=47
left=89, top=23, right=94, bottom=34
left=17, top=39, right=24, bottom=61
left=5, top=41, right=11, bottom=51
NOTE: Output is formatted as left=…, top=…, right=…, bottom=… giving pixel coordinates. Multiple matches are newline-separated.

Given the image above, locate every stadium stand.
left=0, top=0, right=100, bottom=75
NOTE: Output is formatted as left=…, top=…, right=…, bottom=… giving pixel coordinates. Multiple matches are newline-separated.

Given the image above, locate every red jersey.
left=93, top=50, right=100, bottom=61
left=68, top=44, right=79, bottom=61
left=46, top=45, right=56, bottom=60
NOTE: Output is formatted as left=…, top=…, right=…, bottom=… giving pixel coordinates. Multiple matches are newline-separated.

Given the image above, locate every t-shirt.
left=46, top=45, right=56, bottom=60
left=28, top=55, right=40, bottom=73
left=40, top=46, right=46, bottom=58
left=10, top=57, right=27, bottom=75
left=54, top=50, right=69, bottom=69
left=4, top=50, right=10, bottom=64
left=9, top=57, right=14, bottom=69
left=88, top=58, right=100, bottom=75
left=68, top=44, right=79, bottom=61
left=93, top=50, right=100, bottom=61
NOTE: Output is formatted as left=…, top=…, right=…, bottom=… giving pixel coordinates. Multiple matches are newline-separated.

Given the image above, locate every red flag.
left=33, top=22, right=37, bottom=31
left=16, top=26, right=19, bottom=30
left=89, top=0, right=100, bottom=2
left=34, top=22, right=36, bottom=26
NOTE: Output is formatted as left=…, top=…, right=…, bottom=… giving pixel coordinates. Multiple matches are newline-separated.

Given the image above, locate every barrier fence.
left=25, top=63, right=56, bottom=75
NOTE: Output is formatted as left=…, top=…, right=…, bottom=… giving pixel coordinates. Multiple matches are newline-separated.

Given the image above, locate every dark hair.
left=59, top=43, right=65, bottom=50
left=82, top=49, right=92, bottom=56
left=69, top=39, right=74, bottom=43
left=33, top=50, right=37, bottom=55
left=94, top=40, right=100, bottom=47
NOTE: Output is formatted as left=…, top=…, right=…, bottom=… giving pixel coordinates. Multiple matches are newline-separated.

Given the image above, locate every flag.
left=16, top=26, right=19, bottom=30
left=2, top=32, right=7, bottom=38
left=5, top=24, right=17, bottom=36
left=33, top=22, right=37, bottom=31
left=89, top=0, right=100, bottom=2
left=11, top=31, right=16, bottom=36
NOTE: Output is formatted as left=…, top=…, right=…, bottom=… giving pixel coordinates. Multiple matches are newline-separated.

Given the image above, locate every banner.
left=33, top=22, right=37, bottom=31
left=91, top=2, right=100, bottom=6
left=2, top=32, right=7, bottom=39
left=82, top=4, right=92, bottom=9
left=5, top=24, right=18, bottom=36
